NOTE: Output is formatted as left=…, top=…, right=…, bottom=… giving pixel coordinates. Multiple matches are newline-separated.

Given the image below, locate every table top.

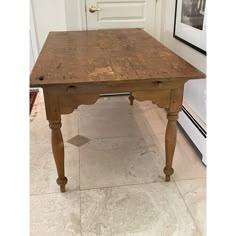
left=30, top=29, right=205, bottom=87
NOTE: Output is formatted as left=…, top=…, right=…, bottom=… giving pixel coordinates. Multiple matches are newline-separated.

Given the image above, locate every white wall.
left=30, top=32, right=34, bottom=72
left=157, top=0, right=206, bottom=123
left=30, top=1, right=39, bottom=73
left=31, top=0, right=86, bottom=52
left=31, top=0, right=67, bottom=51
left=64, top=0, right=86, bottom=31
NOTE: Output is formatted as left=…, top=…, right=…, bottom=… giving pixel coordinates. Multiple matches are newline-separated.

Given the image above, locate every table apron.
left=42, top=80, right=186, bottom=95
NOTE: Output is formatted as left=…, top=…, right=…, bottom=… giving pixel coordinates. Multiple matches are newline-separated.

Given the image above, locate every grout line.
left=79, top=179, right=168, bottom=192
left=30, top=177, right=205, bottom=197
left=30, top=189, right=80, bottom=197
left=174, top=177, right=206, bottom=182
left=79, top=176, right=206, bottom=193
left=174, top=181, right=203, bottom=236
left=30, top=179, right=168, bottom=197
left=78, top=127, right=83, bottom=236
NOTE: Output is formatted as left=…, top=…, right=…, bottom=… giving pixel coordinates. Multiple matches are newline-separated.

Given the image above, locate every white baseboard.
left=178, top=103, right=207, bottom=165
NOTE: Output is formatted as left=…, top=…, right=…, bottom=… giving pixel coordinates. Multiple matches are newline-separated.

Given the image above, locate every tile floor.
left=30, top=91, right=206, bottom=236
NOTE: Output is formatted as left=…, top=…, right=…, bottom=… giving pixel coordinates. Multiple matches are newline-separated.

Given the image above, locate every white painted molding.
left=154, top=0, right=163, bottom=41
left=178, top=102, right=207, bottom=165
left=30, top=0, right=39, bottom=60
left=64, top=0, right=87, bottom=30
left=78, top=0, right=87, bottom=30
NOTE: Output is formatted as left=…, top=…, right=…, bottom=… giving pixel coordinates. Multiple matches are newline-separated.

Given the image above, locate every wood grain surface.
left=30, top=29, right=205, bottom=87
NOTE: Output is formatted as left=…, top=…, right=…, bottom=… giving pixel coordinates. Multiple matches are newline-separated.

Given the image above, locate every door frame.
left=78, top=0, right=87, bottom=30
left=30, top=0, right=39, bottom=62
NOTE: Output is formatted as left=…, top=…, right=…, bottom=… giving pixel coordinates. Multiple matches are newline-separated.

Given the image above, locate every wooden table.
left=30, top=29, right=205, bottom=192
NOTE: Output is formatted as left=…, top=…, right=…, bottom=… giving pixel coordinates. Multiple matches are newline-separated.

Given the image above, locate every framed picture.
left=173, top=0, right=206, bottom=55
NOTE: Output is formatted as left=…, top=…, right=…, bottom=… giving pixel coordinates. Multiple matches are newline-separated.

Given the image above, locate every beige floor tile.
left=80, top=182, right=201, bottom=236
left=134, top=100, right=167, bottom=117
left=80, top=136, right=164, bottom=190
left=61, top=111, right=80, bottom=141
left=30, top=144, right=80, bottom=195
left=30, top=94, right=206, bottom=236
left=30, top=94, right=205, bottom=188
left=30, top=191, right=81, bottom=236
left=135, top=103, right=185, bottom=137
left=30, top=120, right=51, bottom=145
left=31, top=95, right=165, bottom=143
left=78, top=101, right=151, bottom=139
left=30, top=142, right=52, bottom=162
left=91, top=95, right=129, bottom=104
left=137, top=107, right=168, bottom=135
left=176, top=179, right=206, bottom=236
left=30, top=106, right=80, bottom=145
left=78, top=96, right=129, bottom=112
left=151, top=132, right=206, bottom=181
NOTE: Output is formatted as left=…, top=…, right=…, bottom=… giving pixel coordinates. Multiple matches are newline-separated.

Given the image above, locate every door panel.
left=86, top=0, right=156, bottom=36
left=99, top=2, right=145, bottom=21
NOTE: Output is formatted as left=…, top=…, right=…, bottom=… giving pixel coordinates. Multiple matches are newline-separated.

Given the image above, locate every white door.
left=86, top=0, right=156, bottom=37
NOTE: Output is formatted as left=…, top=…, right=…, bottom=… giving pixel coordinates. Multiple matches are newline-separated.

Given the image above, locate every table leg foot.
left=57, top=177, right=68, bottom=193
left=128, top=93, right=134, bottom=106
left=165, top=176, right=170, bottom=182
left=164, top=167, right=174, bottom=182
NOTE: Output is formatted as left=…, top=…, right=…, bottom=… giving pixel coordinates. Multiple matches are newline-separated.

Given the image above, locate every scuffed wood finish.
left=30, top=29, right=205, bottom=87
left=30, top=29, right=206, bottom=192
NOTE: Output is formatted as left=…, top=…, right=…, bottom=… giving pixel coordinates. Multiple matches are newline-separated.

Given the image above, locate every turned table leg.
left=49, top=121, right=68, bottom=192
left=163, top=86, right=184, bottom=182
left=128, top=93, right=134, bottom=106
left=164, top=112, right=178, bottom=181
left=44, top=91, right=68, bottom=192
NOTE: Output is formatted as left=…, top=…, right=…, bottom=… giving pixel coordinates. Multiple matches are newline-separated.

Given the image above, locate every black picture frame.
left=173, top=0, right=206, bottom=55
